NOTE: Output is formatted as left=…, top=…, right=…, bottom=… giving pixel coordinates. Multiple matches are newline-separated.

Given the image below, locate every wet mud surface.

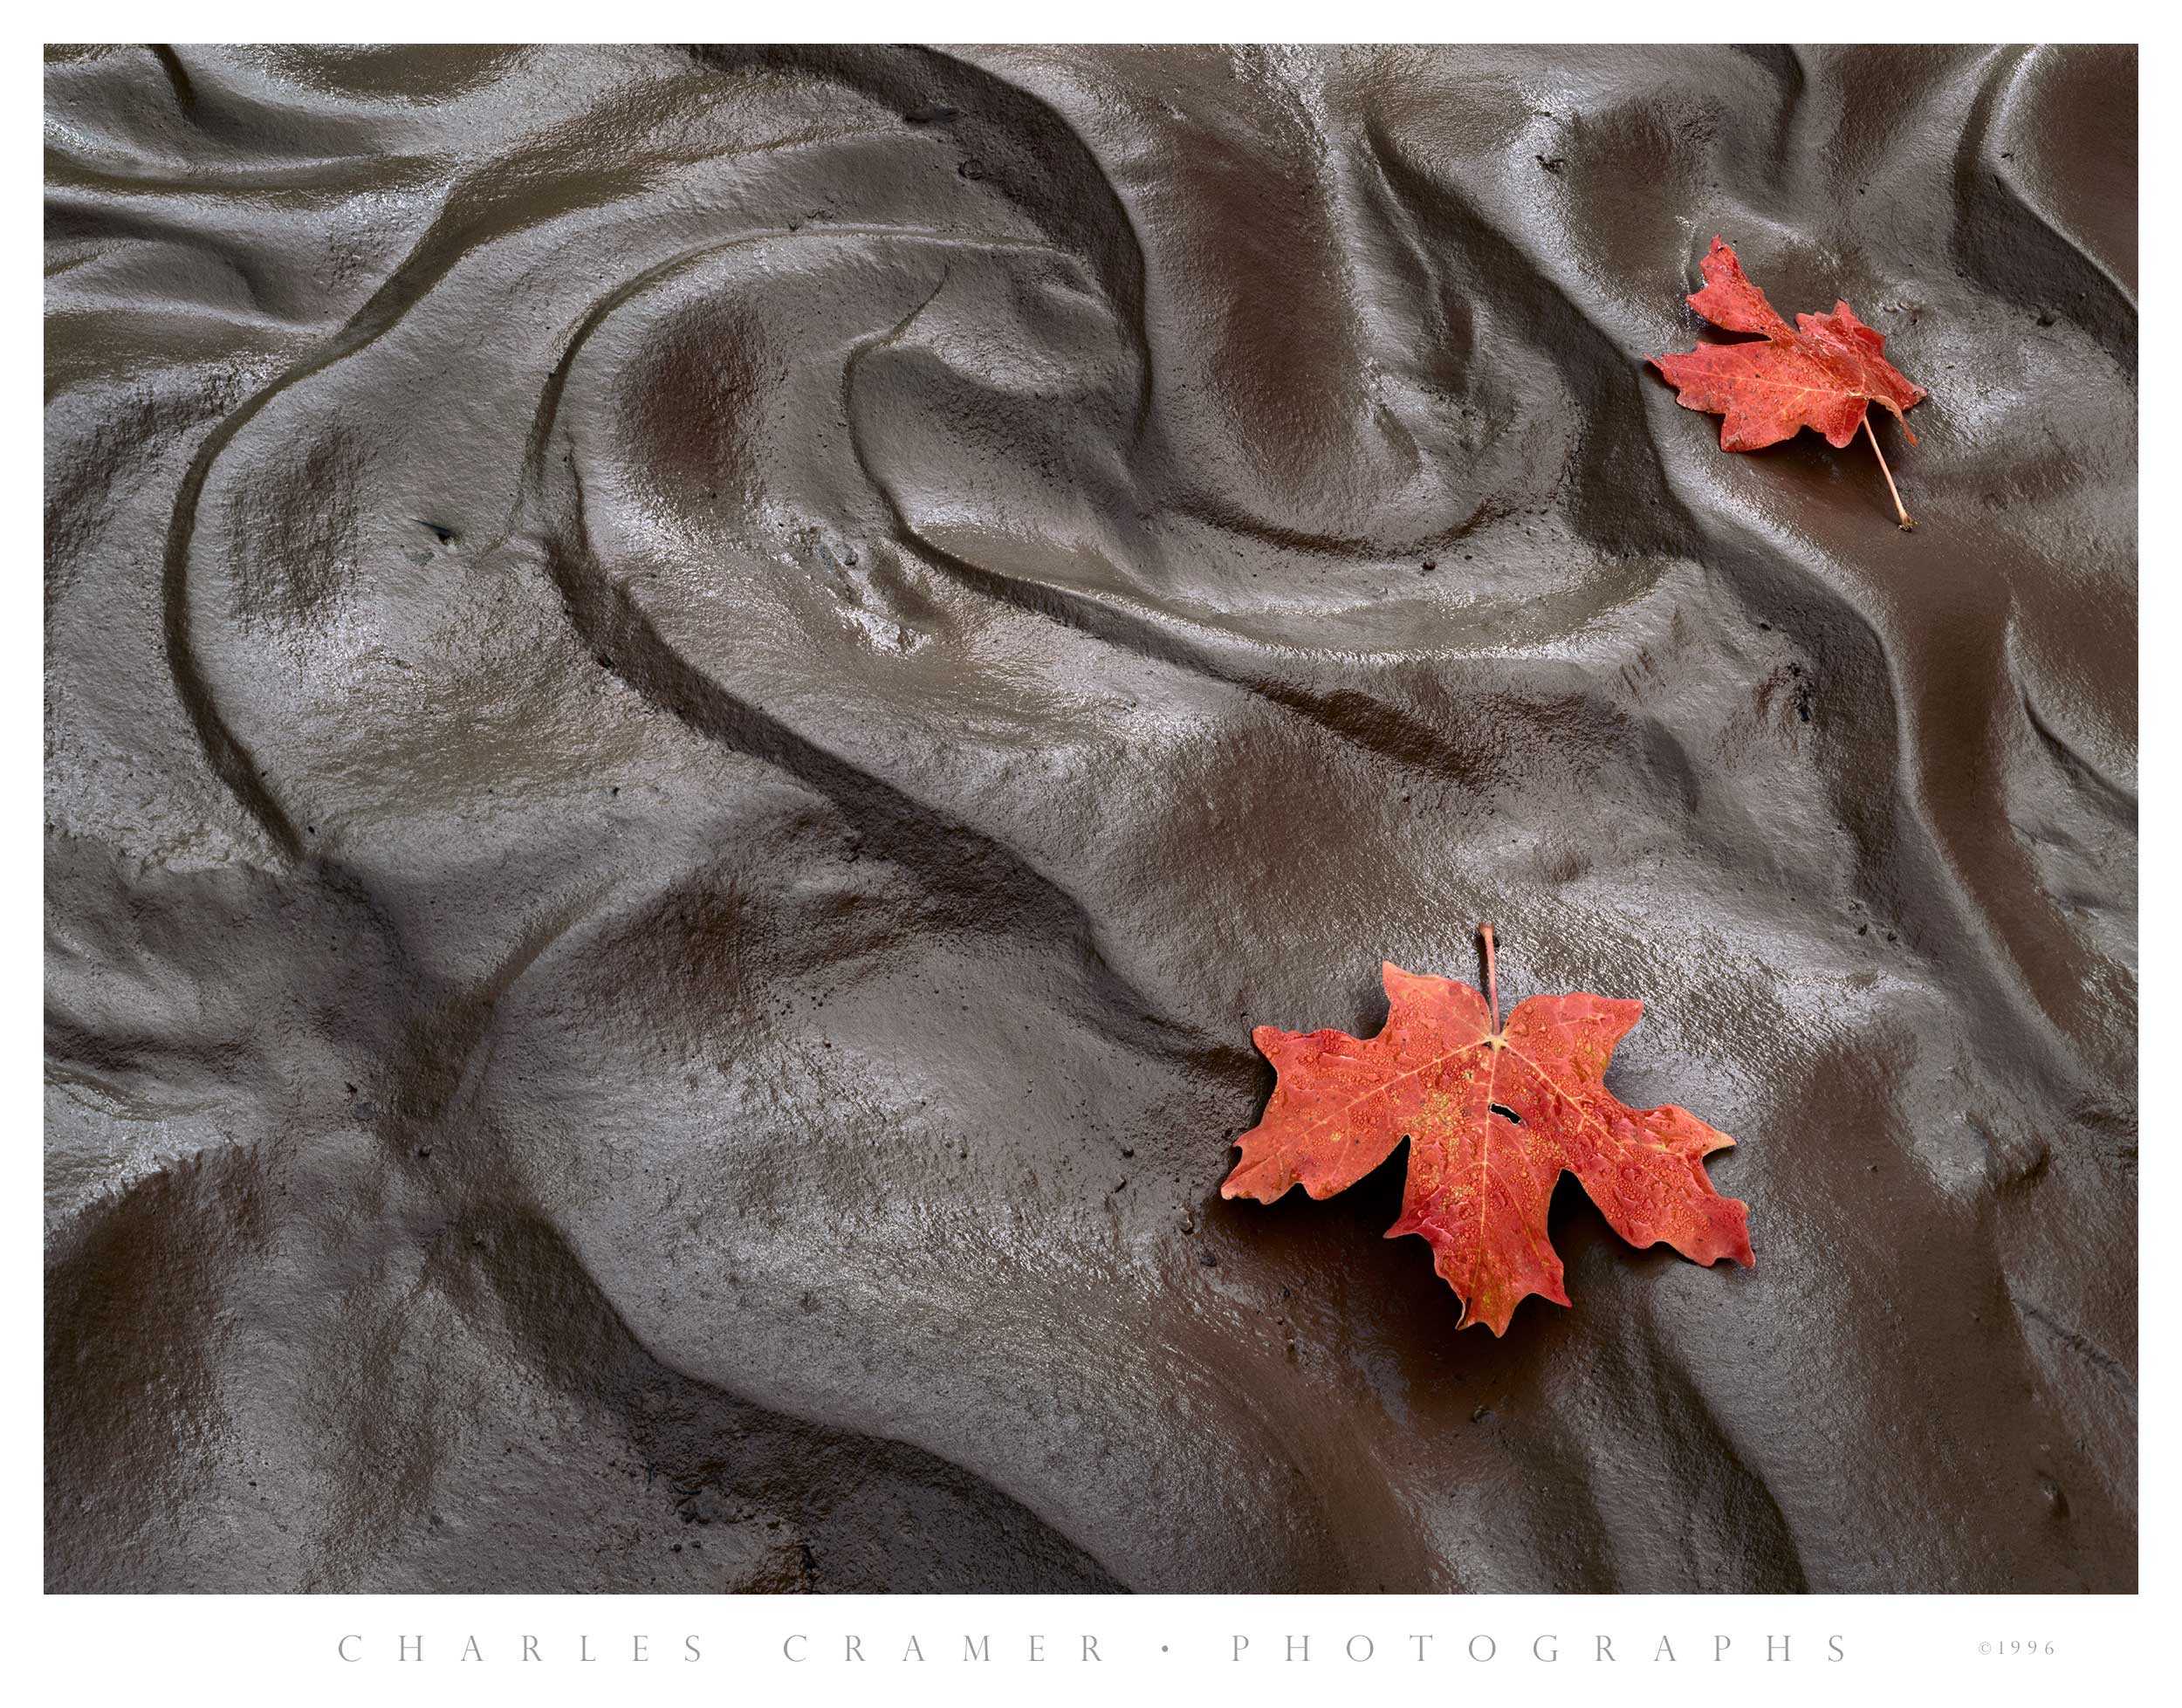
left=45, top=44, right=2135, bottom=1591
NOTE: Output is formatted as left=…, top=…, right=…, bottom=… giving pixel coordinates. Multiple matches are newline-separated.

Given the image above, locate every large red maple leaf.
left=1650, top=236, right=1926, bottom=528
left=1220, top=928, right=1753, bottom=1335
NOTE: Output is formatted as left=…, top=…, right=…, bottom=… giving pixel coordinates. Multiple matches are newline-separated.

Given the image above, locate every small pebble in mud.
left=1199, top=1252, right=1218, bottom=1267
left=1471, top=1404, right=1492, bottom=1423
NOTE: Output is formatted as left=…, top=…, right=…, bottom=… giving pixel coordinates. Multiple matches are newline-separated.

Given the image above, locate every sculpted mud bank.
left=45, top=44, right=2136, bottom=1592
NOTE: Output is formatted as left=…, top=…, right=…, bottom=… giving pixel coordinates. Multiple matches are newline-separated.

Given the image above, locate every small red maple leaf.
left=1650, top=236, right=1927, bottom=530
left=1220, top=927, right=1753, bottom=1335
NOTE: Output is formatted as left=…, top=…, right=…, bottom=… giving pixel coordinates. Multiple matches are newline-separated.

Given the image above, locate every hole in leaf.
left=1489, top=1103, right=1522, bottom=1124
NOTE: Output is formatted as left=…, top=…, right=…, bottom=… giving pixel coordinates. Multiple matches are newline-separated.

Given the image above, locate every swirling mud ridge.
left=45, top=45, right=2135, bottom=1593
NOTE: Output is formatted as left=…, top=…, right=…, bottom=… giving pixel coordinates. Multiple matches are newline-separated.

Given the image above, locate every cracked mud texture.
left=46, top=44, right=2135, bottom=1592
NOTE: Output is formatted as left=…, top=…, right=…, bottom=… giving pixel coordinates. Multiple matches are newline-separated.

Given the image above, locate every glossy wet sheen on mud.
left=45, top=44, right=2136, bottom=1592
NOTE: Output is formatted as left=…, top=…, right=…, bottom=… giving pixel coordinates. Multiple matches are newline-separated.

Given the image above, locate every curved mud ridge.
left=46, top=44, right=2135, bottom=1591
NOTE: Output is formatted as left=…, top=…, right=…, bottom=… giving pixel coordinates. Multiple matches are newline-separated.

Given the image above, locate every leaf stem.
left=1480, top=923, right=1500, bottom=1033
left=1863, top=415, right=1916, bottom=532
